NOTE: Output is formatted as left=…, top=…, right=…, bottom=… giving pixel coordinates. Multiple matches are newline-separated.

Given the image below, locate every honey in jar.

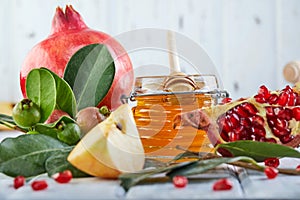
left=129, top=75, right=227, bottom=160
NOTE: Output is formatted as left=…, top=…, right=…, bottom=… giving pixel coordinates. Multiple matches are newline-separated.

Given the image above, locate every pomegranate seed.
left=295, top=95, right=300, bottom=105
left=220, top=131, right=229, bottom=142
left=292, top=107, right=300, bottom=121
left=52, top=170, right=73, bottom=184
left=258, top=85, right=271, bottom=99
left=229, top=131, right=239, bottom=141
left=274, top=118, right=288, bottom=131
left=267, top=118, right=275, bottom=127
left=261, top=85, right=271, bottom=94
left=277, top=108, right=292, bottom=120
left=280, top=135, right=294, bottom=144
left=251, top=135, right=263, bottom=141
left=268, top=94, right=278, bottom=105
left=249, top=115, right=264, bottom=126
left=221, top=97, right=232, bottom=104
left=287, top=93, right=296, bottom=106
left=31, top=180, right=48, bottom=191
left=234, top=106, right=249, bottom=118
left=275, top=107, right=284, bottom=115
left=14, top=176, right=25, bottom=189
left=239, top=118, right=250, bottom=127
left=242, top=103, right=258, bottom=115
left=226, top=113, right=240, bottom=128
left=283, top=85, right=293, bottom=93
left=264, top=167, right=278, bottom=179
left=296, top=165, right=300, bottom=171
left=212, top=178, right=233, bottom=191
left=221, top=121, right=231, bottom=133
left=251, top=126, right=266, bottom=138
left=233, top=126, right=245, bottom=135
left=264, top=158, right=280, bottom=168
left=265, top=106, right=274, bottom=116
left=277, top=93, right=288, bottom=106
left=272, top=126, right=290, bottom=137
left=259, top=137, right=267, bottom=142
left=223, top=120, right=233, bottom=132
left=172, top=176, right=188, bottom=188
left=240, top=130, right=251, bottom=140
left=263, top=138, right=277, bottom=143
left=254, top=94, right=266, bottom=103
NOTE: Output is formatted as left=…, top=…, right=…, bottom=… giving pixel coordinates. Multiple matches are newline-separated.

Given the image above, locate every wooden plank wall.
left=1, top=0, right=300, bottom=102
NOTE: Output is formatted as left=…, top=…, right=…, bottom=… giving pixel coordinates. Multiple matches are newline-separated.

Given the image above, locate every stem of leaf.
left=0, top=121, right=26, bottom=133
left=229, top=161, right=300, bottom=175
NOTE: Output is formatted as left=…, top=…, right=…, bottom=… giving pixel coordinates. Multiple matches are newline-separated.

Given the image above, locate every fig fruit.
left=76, top=107, right=107, bottom=135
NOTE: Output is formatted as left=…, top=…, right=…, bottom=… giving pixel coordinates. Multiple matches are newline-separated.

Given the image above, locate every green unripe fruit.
left=12, top=99, right=41, bottom=128
left=57, top=123, right=81, bottom=145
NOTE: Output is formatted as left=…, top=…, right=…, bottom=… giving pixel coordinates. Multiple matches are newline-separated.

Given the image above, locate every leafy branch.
left=0, top=114, right=27, bottom=132
left=119, top=141, right=300, bottom=191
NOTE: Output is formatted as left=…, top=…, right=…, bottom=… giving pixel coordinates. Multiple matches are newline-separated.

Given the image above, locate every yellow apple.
left=67, top=104, right=145, bottom=179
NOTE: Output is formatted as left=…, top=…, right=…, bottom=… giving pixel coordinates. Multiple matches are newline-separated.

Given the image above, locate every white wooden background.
left=0, top=0, right=300, bottom=102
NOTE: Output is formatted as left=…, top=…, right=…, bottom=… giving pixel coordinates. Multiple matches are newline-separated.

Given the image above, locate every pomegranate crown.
left=50, top=5, right=88, bottom=35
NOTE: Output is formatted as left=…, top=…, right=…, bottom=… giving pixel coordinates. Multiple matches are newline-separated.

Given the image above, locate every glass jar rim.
left=132, top=74, right=222, bottom=96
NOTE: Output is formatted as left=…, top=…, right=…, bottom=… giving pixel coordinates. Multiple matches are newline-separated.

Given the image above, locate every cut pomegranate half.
left=173, top=85, right=300, bottom=149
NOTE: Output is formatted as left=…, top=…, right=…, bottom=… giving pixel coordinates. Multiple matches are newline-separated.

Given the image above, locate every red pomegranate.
left=173, top=85, right=300, bottom=149
left=20, top=5, right=133, bottom=110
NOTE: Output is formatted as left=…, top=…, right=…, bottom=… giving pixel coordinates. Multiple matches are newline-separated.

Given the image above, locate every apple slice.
left=67, top=104, right=145, bottom=178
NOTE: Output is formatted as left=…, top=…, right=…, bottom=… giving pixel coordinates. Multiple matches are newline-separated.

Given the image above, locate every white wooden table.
left=0, top=131, right=299, bottom=200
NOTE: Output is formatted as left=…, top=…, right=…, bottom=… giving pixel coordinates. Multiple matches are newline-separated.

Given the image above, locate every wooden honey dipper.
left=163, top=30, right=198, bottom=92
left=283, top=61, right=300, bottom=84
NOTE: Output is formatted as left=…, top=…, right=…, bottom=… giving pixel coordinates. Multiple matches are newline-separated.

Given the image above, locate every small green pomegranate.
left=12, top=99, right=41, bottom=128
left=57, top=122, right=81, bottom=145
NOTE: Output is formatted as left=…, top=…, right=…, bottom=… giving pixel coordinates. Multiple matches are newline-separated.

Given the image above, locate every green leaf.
left=119, top=155, right=260, bottom=191
left=0, top=114, right=15, bottom=125
left=217, top=140, right=300, bottom=162
left=119, top=161, right=199, bottom=191
left=171, top=151, right=202, bottom=162
left=144, top=158, right=168, bottom=169
left=0, top=114, right=24, bottom=131
left=34, top=124, right=58, bottom=139
left=34, top=116, right=76, bottom=140
left=64, top=44, right=115, bottom=110
left=119, top=164, right=178, bottom=192
left=26, top=69, right=56, bottom=122
left=42, top=68, right=77, bottom=118
left=0, top=134, right=70, bottom=177
left=45, top=149, right=90, bottom=178
left=167, top=156, right=259, bottom=178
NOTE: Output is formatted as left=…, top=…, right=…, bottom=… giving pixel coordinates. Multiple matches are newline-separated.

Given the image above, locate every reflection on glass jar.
left=129, top=74, right=228, bottom=160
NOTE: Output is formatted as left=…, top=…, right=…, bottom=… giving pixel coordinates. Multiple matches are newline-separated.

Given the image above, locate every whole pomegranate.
left=173, top=85, right=300, bottom=149
left=20, top=5, right=133, bottom=110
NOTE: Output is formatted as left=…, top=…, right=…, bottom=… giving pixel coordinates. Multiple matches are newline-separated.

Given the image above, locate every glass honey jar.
left=128, top=74, right=228, bottom=160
